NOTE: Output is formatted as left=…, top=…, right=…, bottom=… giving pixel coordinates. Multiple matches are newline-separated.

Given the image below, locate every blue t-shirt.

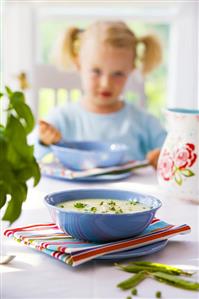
left=33, top=101, right=166, bottom=160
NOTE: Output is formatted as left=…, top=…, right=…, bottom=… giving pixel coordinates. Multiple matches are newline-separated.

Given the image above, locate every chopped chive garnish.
left=108, top=200, right=116, bottom=206
left=130, top=198, right=138, bottom=205
left=91, top=207, right=97, bottom=213
left=110, top=207, right=116, bottom=211
left=74, top=202, right=87, bottom=209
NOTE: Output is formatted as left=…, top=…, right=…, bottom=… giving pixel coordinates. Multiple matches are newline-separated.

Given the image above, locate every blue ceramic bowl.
left=44, top=189, right=162, bottom=242
left=51, top=141, right=128, bottom=170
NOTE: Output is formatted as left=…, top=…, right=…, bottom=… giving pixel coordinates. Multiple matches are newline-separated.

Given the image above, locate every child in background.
left=36, top=20, right=166, bottom=168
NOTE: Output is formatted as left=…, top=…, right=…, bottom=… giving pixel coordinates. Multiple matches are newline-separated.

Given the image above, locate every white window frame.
left=167, top=2, right=199, bottom=109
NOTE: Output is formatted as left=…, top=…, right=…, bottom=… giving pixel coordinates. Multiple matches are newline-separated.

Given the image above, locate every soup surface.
left=57, top=199, right=151, bottom=214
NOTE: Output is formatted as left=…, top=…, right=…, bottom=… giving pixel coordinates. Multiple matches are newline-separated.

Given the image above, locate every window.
left=34, top=6, right=170, bottom=119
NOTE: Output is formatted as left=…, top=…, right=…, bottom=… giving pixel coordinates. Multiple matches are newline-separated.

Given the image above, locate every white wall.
left=168, top=2, right=198, bottom=109
left=3, top=4, right=34, bottom=107
left=198, top=1, right=199, bottom=108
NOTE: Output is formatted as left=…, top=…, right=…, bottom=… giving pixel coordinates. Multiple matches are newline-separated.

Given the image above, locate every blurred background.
left=1, top=1, right=199, bottom=122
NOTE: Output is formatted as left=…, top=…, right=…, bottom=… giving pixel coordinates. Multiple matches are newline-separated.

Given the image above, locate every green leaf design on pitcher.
left=181, top=169, right=195, bottom=177
left=174, top=170, right=182, bottom=186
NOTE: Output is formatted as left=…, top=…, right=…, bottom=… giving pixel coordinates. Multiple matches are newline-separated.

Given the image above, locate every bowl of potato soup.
left=44, top=189, right=162, bottom=242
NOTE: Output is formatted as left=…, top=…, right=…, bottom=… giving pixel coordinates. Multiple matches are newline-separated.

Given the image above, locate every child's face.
left=78, top=40, right=133, bottom=109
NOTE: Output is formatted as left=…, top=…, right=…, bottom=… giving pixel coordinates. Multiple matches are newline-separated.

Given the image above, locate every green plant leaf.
left=5, top=86, right=13, bottom=97
left=13, top=183, right=28, bottom=202
left=17, top=159, right=41, bottom=186
left=2, top=182, right=28, bottom=224
left=6, top=115, right=27, bottom=141
left=0, top=132, right=8, bottom=161
left=174, top=170, right=183, bottom=185
left=0, top=179, right=12, bottom=199
left=6, top=115, right=34, bottom=161
left=17, top=166, right=36, bottom=182
left=181, top=169, right=195, bottom=177
left=18, top=103, right=35, bottom=133
left=0, top=188, right=7, bottom=209
left=10, top=91, right=25, bottom=103
left=0, top=92, right=3, bottom=98
left=11, top=94, right=34, bottom=133
left=2, top=197, right=23, bottom=224
left=6, top=144, right=26, bottom=169
left=0, top=87, right=41, bottom=223
left=0, top=164, right=16, bottom=191
left=31, top=158, right=41, bottom=186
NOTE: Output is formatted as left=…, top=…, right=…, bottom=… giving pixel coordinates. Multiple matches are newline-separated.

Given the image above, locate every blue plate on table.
left=97, top=240, right=168, bottom=260
left=40, top=154, right=134, bottom=182
left=42, top=171, right=133, bottom=182
left=70, top=171, right=133, bottom=182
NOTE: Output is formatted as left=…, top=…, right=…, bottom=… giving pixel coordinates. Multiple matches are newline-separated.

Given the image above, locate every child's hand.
left=146, top=148, right=161, bottom=169
left=39, top=120, right=62, bottom=145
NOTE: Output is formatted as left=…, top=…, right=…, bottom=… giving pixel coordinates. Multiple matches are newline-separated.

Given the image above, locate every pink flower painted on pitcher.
left=158, top=143, right=197, bottom=185
left=173, top=143, right=197, bottom=169
left=158, top=150, right=175, bottom=181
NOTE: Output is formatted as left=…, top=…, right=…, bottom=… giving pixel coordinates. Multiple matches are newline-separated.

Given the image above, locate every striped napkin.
left=4, top=219, right=190, bottom=267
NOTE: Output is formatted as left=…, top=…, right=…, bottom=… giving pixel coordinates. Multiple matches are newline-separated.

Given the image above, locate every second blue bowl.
left=51, top=141, right=128, bottom=170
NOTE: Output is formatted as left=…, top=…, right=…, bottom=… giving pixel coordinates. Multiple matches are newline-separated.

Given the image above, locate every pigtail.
left=136, top=35, right=162, bottom=74
left=51, top=27, right=82, bottom=70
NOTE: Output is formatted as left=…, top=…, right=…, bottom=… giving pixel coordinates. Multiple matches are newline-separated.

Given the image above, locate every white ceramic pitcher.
left=157, top=108, right=199, bottom=203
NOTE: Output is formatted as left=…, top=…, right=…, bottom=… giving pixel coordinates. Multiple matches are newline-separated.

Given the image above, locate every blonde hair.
left=52, top=21, right=162, bottom=74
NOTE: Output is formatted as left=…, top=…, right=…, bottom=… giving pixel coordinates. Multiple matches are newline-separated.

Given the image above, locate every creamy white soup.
left=57, top=199, right=151, bottom=214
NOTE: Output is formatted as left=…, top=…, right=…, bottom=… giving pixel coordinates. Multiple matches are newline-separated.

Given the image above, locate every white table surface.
left=1, top=168, right=199, bottom=299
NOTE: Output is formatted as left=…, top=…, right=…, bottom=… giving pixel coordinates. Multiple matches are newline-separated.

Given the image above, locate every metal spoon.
left=0, top=255, right=15, bottom=265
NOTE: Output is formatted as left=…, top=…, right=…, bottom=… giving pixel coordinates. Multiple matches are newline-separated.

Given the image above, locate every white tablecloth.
left=1, top=168, right=199, bottom=299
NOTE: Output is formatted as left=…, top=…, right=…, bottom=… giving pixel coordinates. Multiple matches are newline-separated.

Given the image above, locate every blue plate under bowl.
left=97, top=240, right=168, bottom=260
left=44, top=189, right=162, bottom=242
left=51, top=141, right=128, bottom=171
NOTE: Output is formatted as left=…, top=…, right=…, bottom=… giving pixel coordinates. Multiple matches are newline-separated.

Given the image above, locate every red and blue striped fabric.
left=4, top=219, right=191, bottom=266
